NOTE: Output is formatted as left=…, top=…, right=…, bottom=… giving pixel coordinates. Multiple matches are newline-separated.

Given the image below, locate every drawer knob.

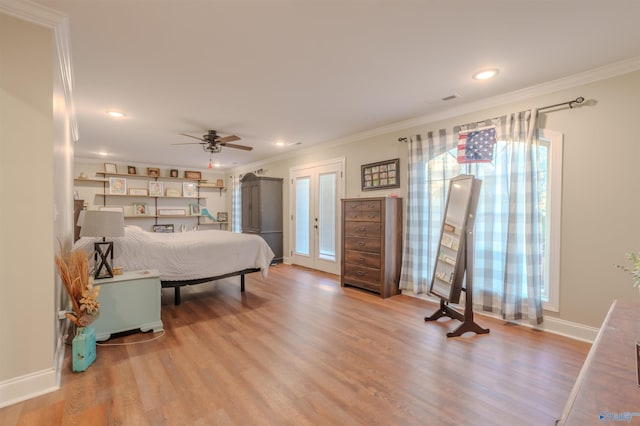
left=358, top=257, right=365, bottom=262
left=358, top=227, right=366, bottom=231
left=358, top=242, right=365, bottom=246
left=356, top=271, right=364, bottom=276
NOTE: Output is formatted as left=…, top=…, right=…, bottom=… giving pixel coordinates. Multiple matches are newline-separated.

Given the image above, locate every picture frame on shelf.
left=153, top=224, right=174, bottom=233
left=109, top=177, right=127, bottom=194
left=127, top=165, right=137, bottom=175
left=104, top=163, right=117, bottom=174
left=443, top=223, right=456, bottom=234
left=128, top=188, right=148, bottom=196
left=158, top=208, right=186, bottom=216
left=98, top=206, right=125, bottom=213
left=165, top=188, right=180, bottom=197
left=147, top=167, right=160, bottom=177
left=216, top=179, right=224, bottom=187
left=149, top=181, right=163, bottom=196
left=133, top=202, right=148, bottom=216
left=440, top=233, right=454, bottom=248
left=184, top=170, right=201, bottom=180
left=217, top=212, right=228, bottom=222
left=361, top=158, right=400, bottom=191
left=170, top=169, right=179, bottom=178
left=189, top=203, right=201, bottom=216
left=183, top=182, right=197, bottom=197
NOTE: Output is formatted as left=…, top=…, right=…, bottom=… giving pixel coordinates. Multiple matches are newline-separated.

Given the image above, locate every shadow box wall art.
left=361, top=158, right=400, bottom=191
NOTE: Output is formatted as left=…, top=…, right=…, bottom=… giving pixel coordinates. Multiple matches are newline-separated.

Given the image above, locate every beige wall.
left=234, top=69, right=640, bottom=328
left=0, top=14, right=55, bottom=380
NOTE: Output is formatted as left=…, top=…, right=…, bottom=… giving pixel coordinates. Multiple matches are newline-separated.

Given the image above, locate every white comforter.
left=74, top=226, right=274, bottom=281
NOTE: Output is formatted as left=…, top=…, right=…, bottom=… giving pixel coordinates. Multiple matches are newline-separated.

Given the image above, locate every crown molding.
left=328, top=56, right=640, bottom=145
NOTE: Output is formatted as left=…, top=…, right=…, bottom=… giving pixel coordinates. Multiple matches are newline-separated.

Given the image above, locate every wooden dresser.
left=341, top=197, right=402, bottom=298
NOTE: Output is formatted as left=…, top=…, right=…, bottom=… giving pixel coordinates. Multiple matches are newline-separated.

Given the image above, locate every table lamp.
left=79, top=210, right=125, bottom=279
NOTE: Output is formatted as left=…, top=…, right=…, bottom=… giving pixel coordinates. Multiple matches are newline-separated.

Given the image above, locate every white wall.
left=0, top=12, right=56, bottom=397
left=233, top=69, right=640, bottom=330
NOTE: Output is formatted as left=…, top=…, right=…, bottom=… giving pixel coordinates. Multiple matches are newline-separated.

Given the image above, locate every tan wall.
left=234, top=69, right=640, bottom=328
left=0, top=13, right=55, bottom=380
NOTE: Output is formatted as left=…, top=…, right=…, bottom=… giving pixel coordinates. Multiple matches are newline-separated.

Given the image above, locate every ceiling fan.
left=173, top=130, right=253, bottom=153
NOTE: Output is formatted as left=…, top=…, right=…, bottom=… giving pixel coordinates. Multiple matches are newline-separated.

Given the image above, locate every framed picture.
left=184, top=170, right=201, bottom=180
left=361, top=158, right=400, bottom=191
left=165, top=188, right=180, bottom=197
left=98, top=206, right=124, bottom=213
left=158, top=209, right=186, bottom=216
left=128, top=188, right=148, bottom=196
left=147, top=167, right=160, bottom=177
left=183, top=182, right=197, bottom=197
left=217, top=212, right=228, bottom=222
left=170, top=169, right=179, bottom=178
left=189, top=203, right=201, bottom=216
left=109, top=177, right=127, bottom=194
left=443, top=223, right=456, bottom=234
left=127, top=165, right=137, bottom=175
left=440, top=233, right=454, bottom=248
left=133, top=202, right=148, bottom=216
left=149, top=181, right=164, bottom=196
left=104, top=163, right=117, bottom=174
left=153, top=224, right=174, bottom=233
left=216, top=179, right=224, bottom=187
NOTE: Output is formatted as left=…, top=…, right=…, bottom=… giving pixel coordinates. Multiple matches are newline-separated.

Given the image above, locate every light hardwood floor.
left=1, top=264, right=590, bottom=425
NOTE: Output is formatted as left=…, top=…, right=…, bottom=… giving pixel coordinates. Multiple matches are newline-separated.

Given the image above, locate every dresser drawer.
left=344, top=221, right=381, bottom=237
left=344, top=265, right=381, bottom=289
left=345, top=237, right=381, bottom=253
left=344, top=250, right=381, bottom=269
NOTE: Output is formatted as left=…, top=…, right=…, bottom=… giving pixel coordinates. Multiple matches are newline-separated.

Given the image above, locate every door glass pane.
left=295, top=177, right=310, bottom=255
left=318, top=173, right=336, bottom=260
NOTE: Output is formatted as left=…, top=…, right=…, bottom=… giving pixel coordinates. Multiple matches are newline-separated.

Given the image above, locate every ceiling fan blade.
left=179, top=133, right=205, bottom=141
left=171, top=142, right=204, bottom=145
left=216, top=135, right=241, bottom=143
left=220, top=142, right=253, bottom=151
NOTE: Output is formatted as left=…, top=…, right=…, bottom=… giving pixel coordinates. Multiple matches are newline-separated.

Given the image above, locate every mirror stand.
left=425, top=228, right=489, bottom=337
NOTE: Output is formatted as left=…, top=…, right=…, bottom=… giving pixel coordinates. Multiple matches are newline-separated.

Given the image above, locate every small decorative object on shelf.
left=147, top=167, right=160, bottom=177
left=217, top=179, right=224, bottom=187
left=183, top=182, right=197, bottom=197
left=217, top=212, right=228, bottom=222
left=104, top=163, right=117, bottom=174
left=128, top=188, right=148, bottom=196
left=190, top=203, right=201, bottom=216
left=133, top=202, right=148, bottom=216
left=109, top=177, right=127, bottom=194
left=149, top=181, right=163, bottom=196
left=184, top=170, right=201, bottom=180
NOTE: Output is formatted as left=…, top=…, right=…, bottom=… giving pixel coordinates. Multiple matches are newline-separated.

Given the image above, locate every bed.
left=74, top=226, right=275, bottom=304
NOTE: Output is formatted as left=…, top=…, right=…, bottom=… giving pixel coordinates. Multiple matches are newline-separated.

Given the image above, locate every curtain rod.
left=397, top=96, right=585, bottom=143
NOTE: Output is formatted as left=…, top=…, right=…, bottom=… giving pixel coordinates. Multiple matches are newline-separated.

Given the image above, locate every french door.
left=290, top=158, right=344, bottom=275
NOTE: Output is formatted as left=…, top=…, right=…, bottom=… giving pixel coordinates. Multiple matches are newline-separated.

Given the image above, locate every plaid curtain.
left=400, top=110, right=543, bottom=324
left=230, top=174, right=242, bottom=233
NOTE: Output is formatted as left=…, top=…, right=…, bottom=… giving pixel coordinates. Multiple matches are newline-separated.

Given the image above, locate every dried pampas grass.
left=55, top=245, right=100, bottom=327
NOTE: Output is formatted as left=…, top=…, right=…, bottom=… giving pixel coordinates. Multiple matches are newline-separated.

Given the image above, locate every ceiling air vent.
left=441, top=94, right=460, bottom=101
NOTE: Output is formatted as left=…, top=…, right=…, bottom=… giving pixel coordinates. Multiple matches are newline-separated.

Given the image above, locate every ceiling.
left=31, top=0, right=640, bottom=171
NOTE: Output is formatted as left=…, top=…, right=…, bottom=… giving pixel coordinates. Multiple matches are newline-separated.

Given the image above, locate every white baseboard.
left=0, top=368, right=59, bottom=409
left=0, top=325, right=67, bottom=409
left=401, top=290, right=598, bottom=343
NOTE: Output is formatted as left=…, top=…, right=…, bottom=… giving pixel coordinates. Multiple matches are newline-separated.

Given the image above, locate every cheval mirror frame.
left=425, top=174, right=489, bottom=338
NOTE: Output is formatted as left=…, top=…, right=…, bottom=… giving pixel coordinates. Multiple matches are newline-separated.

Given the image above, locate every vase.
left=72, top=325, right=96, bottom=372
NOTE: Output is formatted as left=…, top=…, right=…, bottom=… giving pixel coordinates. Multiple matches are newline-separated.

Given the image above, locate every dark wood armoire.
left=240, top=173, right=283, bottom=263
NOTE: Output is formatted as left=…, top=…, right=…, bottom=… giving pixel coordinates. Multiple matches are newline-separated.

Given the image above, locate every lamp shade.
left=79, top=210, right=125, bottom=238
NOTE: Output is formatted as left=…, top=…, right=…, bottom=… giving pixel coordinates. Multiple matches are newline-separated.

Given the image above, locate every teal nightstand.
left=92, top=269, right=164, bottom=341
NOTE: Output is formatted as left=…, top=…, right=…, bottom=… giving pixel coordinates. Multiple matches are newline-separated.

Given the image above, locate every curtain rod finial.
left=398, top=137, right=408, bottom=143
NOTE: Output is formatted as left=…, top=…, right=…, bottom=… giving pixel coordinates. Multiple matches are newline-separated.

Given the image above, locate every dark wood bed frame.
left=161, top=268, right=261, bottom=305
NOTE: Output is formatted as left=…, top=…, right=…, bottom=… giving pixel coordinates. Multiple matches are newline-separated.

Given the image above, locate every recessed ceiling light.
left=106, top=111, right=126, bottom=118
left=274, top=140, right=301, bottom=147
left=98, top=151, right=109, bottom=156
left=472, top=69, right=499, bottom=80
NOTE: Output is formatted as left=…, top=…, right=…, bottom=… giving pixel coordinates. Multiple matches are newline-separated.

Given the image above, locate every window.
left=425, top=128, right=562, bottom=312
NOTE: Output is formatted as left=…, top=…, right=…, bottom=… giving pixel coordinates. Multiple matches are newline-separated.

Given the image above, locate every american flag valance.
left=457, top=127, right=496, bottom=164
